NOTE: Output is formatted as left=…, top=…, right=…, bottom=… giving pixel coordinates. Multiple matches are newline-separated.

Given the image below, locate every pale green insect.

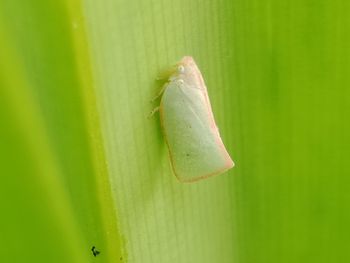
left=155, top=56, right=234, bottom=183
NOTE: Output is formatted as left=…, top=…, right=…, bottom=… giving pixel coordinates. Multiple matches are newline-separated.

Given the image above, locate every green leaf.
left=1, top=0, right=350, bottom=262
left=0, top=1, right=120, bottom=262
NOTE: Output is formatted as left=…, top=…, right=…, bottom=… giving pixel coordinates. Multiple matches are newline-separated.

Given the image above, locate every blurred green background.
left=1, top=0, right=349, bottom=262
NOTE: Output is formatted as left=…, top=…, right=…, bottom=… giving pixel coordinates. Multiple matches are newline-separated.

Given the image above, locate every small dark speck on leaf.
left=91, top=246, right=100, bottom=257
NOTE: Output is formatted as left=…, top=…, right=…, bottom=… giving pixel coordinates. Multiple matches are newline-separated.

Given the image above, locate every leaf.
left=0, top=0, right=121, bottom=262
left=83, top=0, right=238, bottom=262
left=2, top=0, right=350, bottom=262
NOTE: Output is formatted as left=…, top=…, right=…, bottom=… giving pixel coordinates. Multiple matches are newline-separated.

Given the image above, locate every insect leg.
left=151, top=82, right=168, bottom=102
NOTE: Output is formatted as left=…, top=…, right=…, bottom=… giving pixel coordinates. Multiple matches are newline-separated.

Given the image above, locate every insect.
left=152, top=56, right=234, bottom=182
left=91, top=246, right=100, bottom=257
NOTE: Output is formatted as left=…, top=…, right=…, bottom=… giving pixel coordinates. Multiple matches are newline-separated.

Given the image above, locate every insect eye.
left=178, top=65, right=185, bottom=74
